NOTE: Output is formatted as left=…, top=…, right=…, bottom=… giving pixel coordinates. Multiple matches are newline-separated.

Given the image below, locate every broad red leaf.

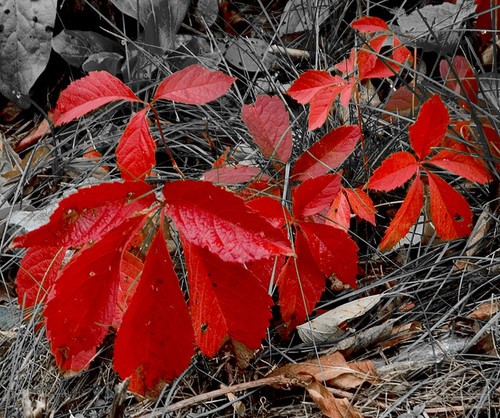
left=114, top=230, right=194, bottom=398
left=292, top=174, right=342, bottom=219
left=426, top=171, right=472, bottom=240
left=439, top=56, right=478, bottom=106
left=16, top=246, right=66, bottom=308
left=182, top=239, right=272, bottom=357
left=307, top=84, right=346, bottom=130
left=116, top=109, right=156, bottom=181
left=351, top=16, right=389, bottom=33
left=241, top=95, right=293, bottom=162
left=12, top=182, right=155, bottom=248
left=44, top=215, right=146, bottom=372
left=153, top=65, right=236, bottom=105
left=203, top=165, right=267, bottom=184
left=298, top=222, right=358, bottom=288
left=325, top=190, right=351, bottom=230
left=286, top=71, right=344, bottom=104
left=292, top=125, right=362, bottom=181
left=54, top=72, right=141, bottom=126
left=344, top=188, right=376, bottom=225
left=277, top=231, right=326, bottom=329
left=163, top=180, right=293, bottom=263
left=367, top=151, right=419, bottom=191
left=409, top=94, right=449, bottom=160
left=246, top=196, right=289, bottom=229
left=379, top=176, right=423, bottom=251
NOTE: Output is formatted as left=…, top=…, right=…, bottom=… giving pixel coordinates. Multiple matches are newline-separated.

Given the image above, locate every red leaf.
left=358, top=35, right=395, bottom=80
left=114, top=230, right=194, bottom=397
left=344, top=188, right=376, bottom=225
left=114, top=251, right=144, bottom=326
left=351, top=16, right=389, bottom=33
left=153, top=65, right=236, bottom=105
left=246, top=196, right=289, bottom=229
left=336, top=50, right=356, bottom=74
left=16, top=246, right=66, bottom=308
left=299, top=222, right=358, bottom=288
left=307, top=84, right=345, bottom=130
left=292, top=174, right=342, bottom=219
left=427, top=171, right=472, bottom=240
left=12, top=182, right=155, bottom=248
left=116, top=109, right=156, bottom=181
left=367, top=151, right=419, bottom=191
left=54, top=72, right=141, bottom=126
left=292, top=125, right=362, bottom=181
left=439, top=56, right=478, bottom=105
left=163, top=180, right=293, bottom=263
left=379, top=176, right=423, bottom=251
left=325, top=190, right=351, bottom=230
left=286, top=71, right=343, bottom=104
left=182, top=239, right=272, bottom=357
left=241, top=95, right=293, bottom=162
left=409, top=94, right=449, bottom=160
left=392, top=37, right=412, bottom=68
left=44, top=215, right=146, bottom=372
left=277, top=232, right=326, bottom=329
left=203, top=165, right=267, bottom=184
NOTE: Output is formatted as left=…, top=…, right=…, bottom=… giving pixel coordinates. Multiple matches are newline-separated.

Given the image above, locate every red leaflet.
left=16, top=246, right=66, bottom=308
left=344, top=188, right=376, bottom=225
left=153, top=65, right=236, bottom=105
left=182, top=239, right=272, bottom=357
left=298, top=222, right=358, bottom=288
left=163, top=180, right=293, bottom=263
left=367, top=151, right=419, bottom=191
left=426, top=171, right=472, bottom=240
left=336, top=50, right=356, bottom=74
left=44, top=216, right=146, bottom=372
left=292, top=125, right=361, bottom=181
left=241, top=95, right=293, bottom=162
left=114, top=251, right=143, bottom=326
left=379, top=176, right=424, bottom=251
left=203, top=165, right=267, bottom=184
left=12, top=182, right=155, bottom=248
left=325, top=190, right=351, bottom=230
left=439, top=56, right=478, bottom=106
left=351, top=16, right=389, bottom=33
left=292, top=174, right=342, bottom=219
left=54, top=72, right=141, bottom=126
left=114, top=230, right=194, bottom=398
left=308, top=84, right=346, bottom=130
left=357, top=35, right=395, bottom=80
left=116, top=109, right=156, bottom=181
left=409, top=94, right=450, bottom=160
left=287, top=71, right=343, bottom=104
left=277, top=231, right=326, bottom=329
left=246, top=196, right=289, bottom=229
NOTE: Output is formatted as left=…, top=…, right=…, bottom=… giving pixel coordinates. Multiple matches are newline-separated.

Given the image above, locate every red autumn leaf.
left=358, top=35, right=395, bottom=80
left=292, top=174, right=342, bottom=219
left=114, top=230, right=194, bottom=398
left=367, top=151, right=419, bottom=191
left=203, top=165, right=267, bottom=184
left=53, top=72, right=141, bottom=126
left=16, top=246, right=66, bottom=308
left=153, top=65, right=236, bottom=105
left=286, top=71, right=344, bottom=104
left=336, top=49, right=356, bottom=74
left=379, top=176, right=424, bottom=251
left=163, top=180, right=293, bottom=263
left=246, top=196, right=289, bottom=229
left=292, top=125, right=362, bottom=181
left=241, top=95, right=293, bottom=162
left=351, top=16, right=389, bottom=33
left=344, top=188, right=376, bottom=225
left=426, top=171, right=472, bottom=240
left=298, top=221, right=358, bottom=288
left=325, top=190, right=351, bottom=230
left=439, top=56, right=478, bottom=106
left=12, top=182, right=155, bottom=249
left=307, top=84, right=346, bottom=130
left=182, top=239, right=272, bottom=357
left=392, top=37, right=412, bottom=68
left=44, top=215, right=146, bottom=372
left=277, top=231, right=326, bottom=329
left=409, top=94, right=450, bottom=160
left=116, top=109, right=156, bottom=181
left=246, top=255, right=286, bottom=290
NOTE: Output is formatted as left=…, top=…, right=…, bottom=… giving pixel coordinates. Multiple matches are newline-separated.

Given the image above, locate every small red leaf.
left=203, top=165, right=267, bottom=184
left=325, top=190, right=351, bottom=230
left=344, top=188, right=376, bottom=225
left=427, top=171, right=472, bottom=240
left=351, top=16, right=389, bottom=33
left=54, top=72, right=141, bottom=126
left=163, top=180, right=293, bottom=263
left=16, top=246, right=66, bottom=308
left=307, top=84, right=345, bottom=130
left=292, top=174, right=342, bottom=219
left=241, top=95, right=293, bottom=162
left=299, top=221, right=358, bottom=288
left=367, top=151, right=419, bottom=191
left=114, top=230, right=194, bottom=398
left=439, top=56, right=478, bottom=106
left=336, top=50, right=356, bottom=74
left=153, top=65, right=236, bottom=105
left=183, top=239, right=272, bottom=357
left=44, top=215, right=146, bottom=372
left=428, top=148, right=491, bottom=184
left=409, top=94, right=449, bottom=160
left=286, top=71, right=343, bottom=104
left=292, top=125, right=362, bottom=181
left=379, top=176, right=423, bottom=251
left=246, top=196, right=289, bottom=229
left=358, top=35, right=395, bottom=80
left=116, top=109, right=156, bottom=181
left=12, top=182, right=155, bottom=248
